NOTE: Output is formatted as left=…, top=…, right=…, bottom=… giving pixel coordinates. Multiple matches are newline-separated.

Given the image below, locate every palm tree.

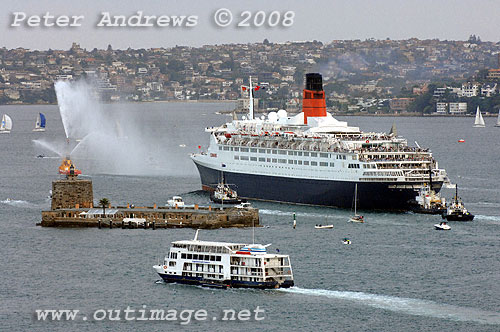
left=99, top=198, right=110, bottom=217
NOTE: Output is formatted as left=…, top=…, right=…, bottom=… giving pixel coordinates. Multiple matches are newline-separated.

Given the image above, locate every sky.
left=1, top=0, right=499, bottom=50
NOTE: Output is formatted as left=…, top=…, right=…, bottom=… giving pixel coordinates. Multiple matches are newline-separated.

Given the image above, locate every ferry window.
left=241, top=148, right=249, bottom=152
left=230, top=147, right=233, bottom=151
left=303, top=152, right=309, bottom=156
left=234, top=156, right=239, bottom=160
left=266, top=149, right=271, bottom=154
left=311, top=161, right=318, bottom=166
left=216, top=256, right=221, bottom=261
left=272, top=150, right=277, bottom=154
left=298, top=152, right=303, bottom=156
left=279, top=159, right=286, bottom=164
left=298, top=160, right=303, bottom=165
left=193, top=254, right=198, bottom=260
left=288, top=151, right=294, bottom=155
left=320, top=153, right=329, bottom=158
left=250, top=157, right=257, bottom=161
left=279, top=150, right=287, bottom=155
left=352, top=155, right=358, bottom=160
left=250, top=148, right=257, bottom=153
left=204, top=255, right=210, bottom=260
left=266, top=158, right=271, bottom=162
left=223, top=146, right=229, bottom=151
left=330, top=162, right=335, bottom=167
left=169, top=261, right=176, bottom=267
left=343, top=155, right=347, bottom=160
left=320, top=162, right=328, bottom=166
left=311, top=152, right=318, bottom=157
left=210, top=255, right=215, bottom=261
left=288, top=160, right=294, bottom=164
left=218, top=146, right=222, bottom=151
left=241, top=156, right=249, bottom=161
left=187, top=254, right=192, bottom=259
left=259, top=157, right=265, bottom=162
left=259, top=149, right=266, bottom=153
left=181, top=253, right=186, bottom=259
left=234, top=147, right=239, bottom=151
left=304, top=161, right=309, bottom=165
left=294, top=160, right=298, bottom=164
left=272, top=158, right=277, bottom=163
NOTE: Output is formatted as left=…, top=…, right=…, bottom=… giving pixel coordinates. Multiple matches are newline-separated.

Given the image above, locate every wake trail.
left=279, top=287, right=500, bottom=325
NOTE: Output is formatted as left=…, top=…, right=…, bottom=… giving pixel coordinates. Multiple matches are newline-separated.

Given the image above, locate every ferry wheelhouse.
left=153, top=231, right=294, bottom=289
left=191, top=73, right=452, bottom=211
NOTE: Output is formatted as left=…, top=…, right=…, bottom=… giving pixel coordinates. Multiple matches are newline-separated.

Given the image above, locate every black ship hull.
left=442, top=213, right=475, bottom=222
left=194, top=162, right=442, bottom=211
left=158, top=273, right=293, bottom=289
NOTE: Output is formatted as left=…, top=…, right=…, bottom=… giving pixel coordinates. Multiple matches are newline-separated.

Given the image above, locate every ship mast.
left=248, top=76, right=254, bottom=120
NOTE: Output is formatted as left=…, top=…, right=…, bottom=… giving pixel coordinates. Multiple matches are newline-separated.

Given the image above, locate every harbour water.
left=1, top=103, right=499, bottom=331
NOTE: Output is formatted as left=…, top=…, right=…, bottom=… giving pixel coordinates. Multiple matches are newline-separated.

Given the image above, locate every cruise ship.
left=153, top=230, right=294, bottom=289
left=191, top=73, right=451, bottom=211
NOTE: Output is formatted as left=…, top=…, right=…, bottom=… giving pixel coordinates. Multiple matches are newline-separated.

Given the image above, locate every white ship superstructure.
left=153, top=230, right=294, bottom=289
left=191, top=73, right=451, bottom=210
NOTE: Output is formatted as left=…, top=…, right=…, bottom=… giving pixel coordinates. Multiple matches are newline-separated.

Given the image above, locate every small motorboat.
left=434, top=222, right=451, bottom=230
left=167, top=196, right=184, bottom=208
left=315, top=224, right=333, bottom=229
left=235, top=202, right=251, bottom=209
left=342, top=238, right=351, bottom=245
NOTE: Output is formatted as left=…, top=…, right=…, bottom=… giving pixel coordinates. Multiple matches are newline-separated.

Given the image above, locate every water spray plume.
left=34, top=79, right=180, bottom=175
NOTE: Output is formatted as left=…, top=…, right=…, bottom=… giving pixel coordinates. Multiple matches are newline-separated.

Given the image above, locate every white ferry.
left=191, top=73, right=452, bottom=211
left=153, top=230, right=294, bottom=289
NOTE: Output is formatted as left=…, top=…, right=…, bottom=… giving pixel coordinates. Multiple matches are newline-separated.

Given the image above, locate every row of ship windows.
left=234, top=155, right=335, bottom=167
left=176, top=252, right=223, bottom=261
left=233, top=156, right=369, bottom=170
left=219, top=146, right=351, bottom=160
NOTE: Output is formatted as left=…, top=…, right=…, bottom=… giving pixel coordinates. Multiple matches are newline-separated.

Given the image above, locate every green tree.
left=99, top=198, right=110, bottom=216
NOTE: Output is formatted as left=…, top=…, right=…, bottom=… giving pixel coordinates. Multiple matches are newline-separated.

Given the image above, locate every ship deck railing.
left=216, top=137, right=431, bottom=155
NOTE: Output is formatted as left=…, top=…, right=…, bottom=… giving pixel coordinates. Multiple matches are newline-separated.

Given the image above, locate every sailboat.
left=0, top=114, right=12, bottom=133
left=349, top=183, right=365, bottom=223
left=33, top=113, right=46, bottom=132
left=495, top=110, right=500, bottom=127
left=473, top=106, right=485, bottom=128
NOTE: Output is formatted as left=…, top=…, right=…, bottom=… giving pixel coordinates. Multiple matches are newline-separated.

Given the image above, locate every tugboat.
left=410, top=184, right=447, bottom=214
left=410, top=167, right=447, bottom=214
left=442, top=186, right=474, bottom=221
left=210, top=173, right=242, bottom=204
left=153, top=230, right=294, bottom=289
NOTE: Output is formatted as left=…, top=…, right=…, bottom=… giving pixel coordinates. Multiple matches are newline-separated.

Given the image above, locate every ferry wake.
left=191, top=73, right=452, bottom=211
